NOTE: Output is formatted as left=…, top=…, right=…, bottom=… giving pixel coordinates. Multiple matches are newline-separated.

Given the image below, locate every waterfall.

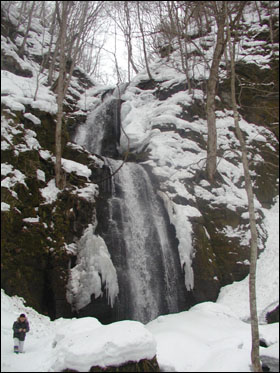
left=74, top=96, right=109, bottom=154
left=73, top=86, right=188, bottom=323
left=74, top=93, right=121, bottom=157
left=99, top=159, right=187, bottom=323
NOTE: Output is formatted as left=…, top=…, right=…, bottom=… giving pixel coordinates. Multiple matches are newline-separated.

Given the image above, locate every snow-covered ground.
left=1, top=198, right=278, bottom=372
left=217, top=198, right=279, bottom=323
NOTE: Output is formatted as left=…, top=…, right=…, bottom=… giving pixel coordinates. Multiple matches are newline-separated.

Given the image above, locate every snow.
left=40, top=179, right=60, bottom=205
left=23, top=129, right=41, bottom=151
left=74, top=183, right=99, bottom=202
left=118, top=51, right=277, bottom=275
left=1, top=163, right=27, bottom=190
left=159, top=191, right=197, bottom=291
left=1, top=10, right=58, bottom=116
left=1, top=70, right=57, bottom=115
left=1, top=284, right=278, bottom=372
left=61, top=158, right=92, bottom=180
left=1, top=290, right=156, bottom=372
left=22, top=216, right=40, bottom=224
left=146, top=302, right=252, bottom=372
left=36, top=169, right=46, bottom=182
left=66, top=224, right=119, bottom=310
left=24, top=113, right=41, bottom=125
left=121, top=84, right=273, bottom=283
left=217, top=197, right=279, bottom=323
left=51, top=319, right=156, bottom=372
left=1, top=163, right=14, bottom=177
left=39, top=149, right=52, bottom=160
left=1, top=202, right=10, bottom=211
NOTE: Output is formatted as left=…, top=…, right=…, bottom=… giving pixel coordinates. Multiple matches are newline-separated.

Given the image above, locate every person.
left=13, top=313, right=30, bottom=354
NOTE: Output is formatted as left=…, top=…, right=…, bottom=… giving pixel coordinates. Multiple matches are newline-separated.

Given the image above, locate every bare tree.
left=52, top=1, right=104, bottom=188
left=18, top=0, right=36, bottom=56
left=123, top=1, right=139, bottom=80
left=226, top=4, right=262, bottom=371
left=205, top=1, right=227, bottom=183
left=55, top=0, right=69, bottom=189
left=136, top=1, right=153, bottom=81
left=45, top=8, right=59, bottom=84
left=107, top=2, right=140, bottom=82
left=205, top=1, right=247, bottom=183
left=33, top=22, right=47, bottom=101
left=166, top=1, right=192, bottom=93
left=16, top=1, right=28, bottom=30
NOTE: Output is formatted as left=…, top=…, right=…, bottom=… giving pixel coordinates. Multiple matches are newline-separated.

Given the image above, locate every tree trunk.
left=172, top=2, right=192, bottom=94
left=63, top=2, right=89, bottom=98
left=44, top=8, right=57, bottom=76
left=19, top=1, right=36, bottom=56
left=55, top=1, right=69, bottom=189
left=206, top=3, right=226, bottom=183
left=136, top=1, right=153, bottom=81
left=227, top=9, right=262, bottom=372
left=124, top=2, right=139, bottom=77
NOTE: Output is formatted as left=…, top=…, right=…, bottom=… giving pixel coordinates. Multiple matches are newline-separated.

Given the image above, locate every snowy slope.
left=217, top=198, right=279, bottom=322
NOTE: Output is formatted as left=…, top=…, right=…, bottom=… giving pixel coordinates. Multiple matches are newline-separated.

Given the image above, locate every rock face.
left=1, top=5, right=104, bottom=317
left=1, top=106, right=104, bottom=318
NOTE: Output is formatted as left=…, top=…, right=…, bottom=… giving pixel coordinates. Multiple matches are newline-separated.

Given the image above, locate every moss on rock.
left=191, top=217, right=221, bottom=302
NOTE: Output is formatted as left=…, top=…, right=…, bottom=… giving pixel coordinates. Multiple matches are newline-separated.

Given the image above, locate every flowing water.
left=73, top=89, right=187, bottom=323
left=100, top=159, right=187, bottom=323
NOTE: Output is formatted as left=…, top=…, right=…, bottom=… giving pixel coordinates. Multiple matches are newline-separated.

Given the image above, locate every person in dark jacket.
left=13, top=313, right=30, bottom=353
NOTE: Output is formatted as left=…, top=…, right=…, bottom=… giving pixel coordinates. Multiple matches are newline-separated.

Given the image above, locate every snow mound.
left=51, top=319, right=157, bottom=372
left=146, top=302, right=251, bottom=372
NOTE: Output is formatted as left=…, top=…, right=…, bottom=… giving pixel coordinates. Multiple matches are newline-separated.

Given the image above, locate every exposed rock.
left=1, top=104, right=108, bottom=318
left=62, top=357, right=160, bottom=372
left=261, top=356, right=279, bottom=373
left=266, top=305, right=279, bottom=324
left=1, top=51, right=33, bottom=77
